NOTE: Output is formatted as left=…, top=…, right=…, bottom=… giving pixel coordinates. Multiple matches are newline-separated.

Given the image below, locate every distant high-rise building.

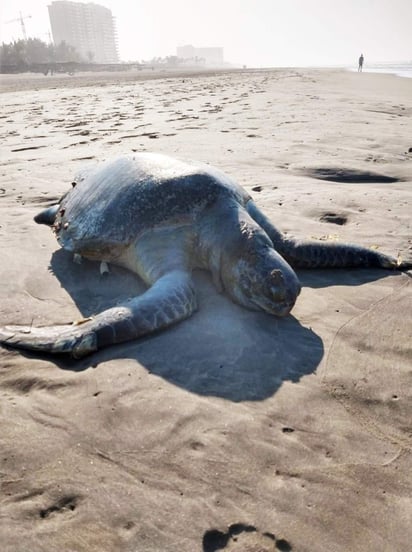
left=177, top=45, right=224, bottom=65
left=48, top=1, right=119, bottom=63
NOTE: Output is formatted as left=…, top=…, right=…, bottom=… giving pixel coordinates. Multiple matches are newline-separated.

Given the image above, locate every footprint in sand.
left=202, top=523, right=292, bottom=551
left=62, top=141, right=89, bottom=148
left=319, top=212, right=348, bottom=225
left=72, top=156, right=96, bottom=161
left=39, top=494, right=80, bottom=519
left=11, top=145, right=46, bottom=152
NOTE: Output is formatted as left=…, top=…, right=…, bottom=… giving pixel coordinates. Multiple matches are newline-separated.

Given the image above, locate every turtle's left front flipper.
left=0, top=270, right=197, bottom=358
left=278, top=239, right=412, bottom=270
left=246, top=200, right=411, bottom=270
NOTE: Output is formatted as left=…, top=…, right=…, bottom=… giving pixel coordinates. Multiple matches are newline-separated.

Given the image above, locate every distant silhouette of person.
left=358, top=53, right=364, bottom=72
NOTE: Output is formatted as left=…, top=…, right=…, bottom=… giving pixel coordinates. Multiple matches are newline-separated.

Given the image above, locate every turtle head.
left=222, top=235, right=301, bottom=317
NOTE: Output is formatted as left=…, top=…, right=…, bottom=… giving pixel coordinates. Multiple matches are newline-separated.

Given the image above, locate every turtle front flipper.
left=278, top=239, right=411, bottom=270
left=0, top=270, right=197, bottom=358
left=246, top=200, right=411, bottom=270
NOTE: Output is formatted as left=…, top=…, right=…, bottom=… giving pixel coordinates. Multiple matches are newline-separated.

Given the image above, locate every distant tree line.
left=0, top=38, right=214, bottom=74
left=0, top=38, right=83, bottom=70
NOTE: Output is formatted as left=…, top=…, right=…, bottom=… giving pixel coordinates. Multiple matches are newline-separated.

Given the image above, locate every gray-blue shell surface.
left=56, top=153, right=250, bottom=255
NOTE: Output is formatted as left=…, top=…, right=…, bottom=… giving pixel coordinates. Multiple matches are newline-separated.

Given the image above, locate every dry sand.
left=0, top=68, right=411, bottom=552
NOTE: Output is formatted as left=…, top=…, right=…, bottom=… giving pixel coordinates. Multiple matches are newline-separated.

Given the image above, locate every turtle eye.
left=270, top=269, right=284, bottom=284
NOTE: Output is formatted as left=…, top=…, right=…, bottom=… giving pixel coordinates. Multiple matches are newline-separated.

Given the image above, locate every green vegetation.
left=0, top=38, right=82, bottom=70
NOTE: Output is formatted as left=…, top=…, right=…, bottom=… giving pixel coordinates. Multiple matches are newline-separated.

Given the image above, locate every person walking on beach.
left=358, top=53, right=364, bottom=72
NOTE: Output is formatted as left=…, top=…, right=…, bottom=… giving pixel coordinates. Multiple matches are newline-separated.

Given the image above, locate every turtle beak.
left=34, top=204, right=60, bottom=226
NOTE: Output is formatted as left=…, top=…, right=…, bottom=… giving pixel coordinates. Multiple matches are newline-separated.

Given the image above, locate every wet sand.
left=0, top=68, right=411, bottom=552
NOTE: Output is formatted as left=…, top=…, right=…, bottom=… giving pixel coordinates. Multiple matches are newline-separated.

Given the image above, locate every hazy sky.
left=1, top=0, right=411, bottom=67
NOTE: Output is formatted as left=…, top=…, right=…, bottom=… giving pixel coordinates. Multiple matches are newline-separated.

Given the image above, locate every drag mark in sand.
left=1, top=376, right=74, bottom=394
left=321, top=278, right=412, bottom=451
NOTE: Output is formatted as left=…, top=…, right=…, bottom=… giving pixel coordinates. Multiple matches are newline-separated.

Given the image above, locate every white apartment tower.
left=48, top=1, right=119, bottom=63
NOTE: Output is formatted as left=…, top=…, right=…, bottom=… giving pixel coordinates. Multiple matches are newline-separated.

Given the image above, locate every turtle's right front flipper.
left=0, top=270, right=197, bottom=358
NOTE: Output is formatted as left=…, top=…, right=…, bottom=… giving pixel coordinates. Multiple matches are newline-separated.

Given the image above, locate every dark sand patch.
left=298, top=167, right=400, bottom=183
left=319, top=213, right=348, bottom=225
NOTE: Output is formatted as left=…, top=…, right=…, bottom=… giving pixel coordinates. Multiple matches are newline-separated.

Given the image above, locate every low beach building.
left=176, top=44, right=224, bottom=65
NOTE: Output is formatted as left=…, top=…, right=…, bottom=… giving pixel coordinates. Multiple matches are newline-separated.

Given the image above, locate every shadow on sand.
left=7, top=249, right=325, bottom=402
left=10, top=249, right=404, bottom=402
left=297, top=266, right=407, bottom=289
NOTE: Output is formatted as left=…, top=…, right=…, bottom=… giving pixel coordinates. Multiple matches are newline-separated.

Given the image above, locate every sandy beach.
left=0, top=67, right=411, bottom=551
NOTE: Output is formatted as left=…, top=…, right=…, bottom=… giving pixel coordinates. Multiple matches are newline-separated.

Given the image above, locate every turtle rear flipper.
left=0, top=270, right=197, bottom=358
left=34, top=204, right=60, bottom=226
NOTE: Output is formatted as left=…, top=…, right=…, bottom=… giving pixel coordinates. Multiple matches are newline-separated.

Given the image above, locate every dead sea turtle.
left=0, top=153, right=409, bottom=358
